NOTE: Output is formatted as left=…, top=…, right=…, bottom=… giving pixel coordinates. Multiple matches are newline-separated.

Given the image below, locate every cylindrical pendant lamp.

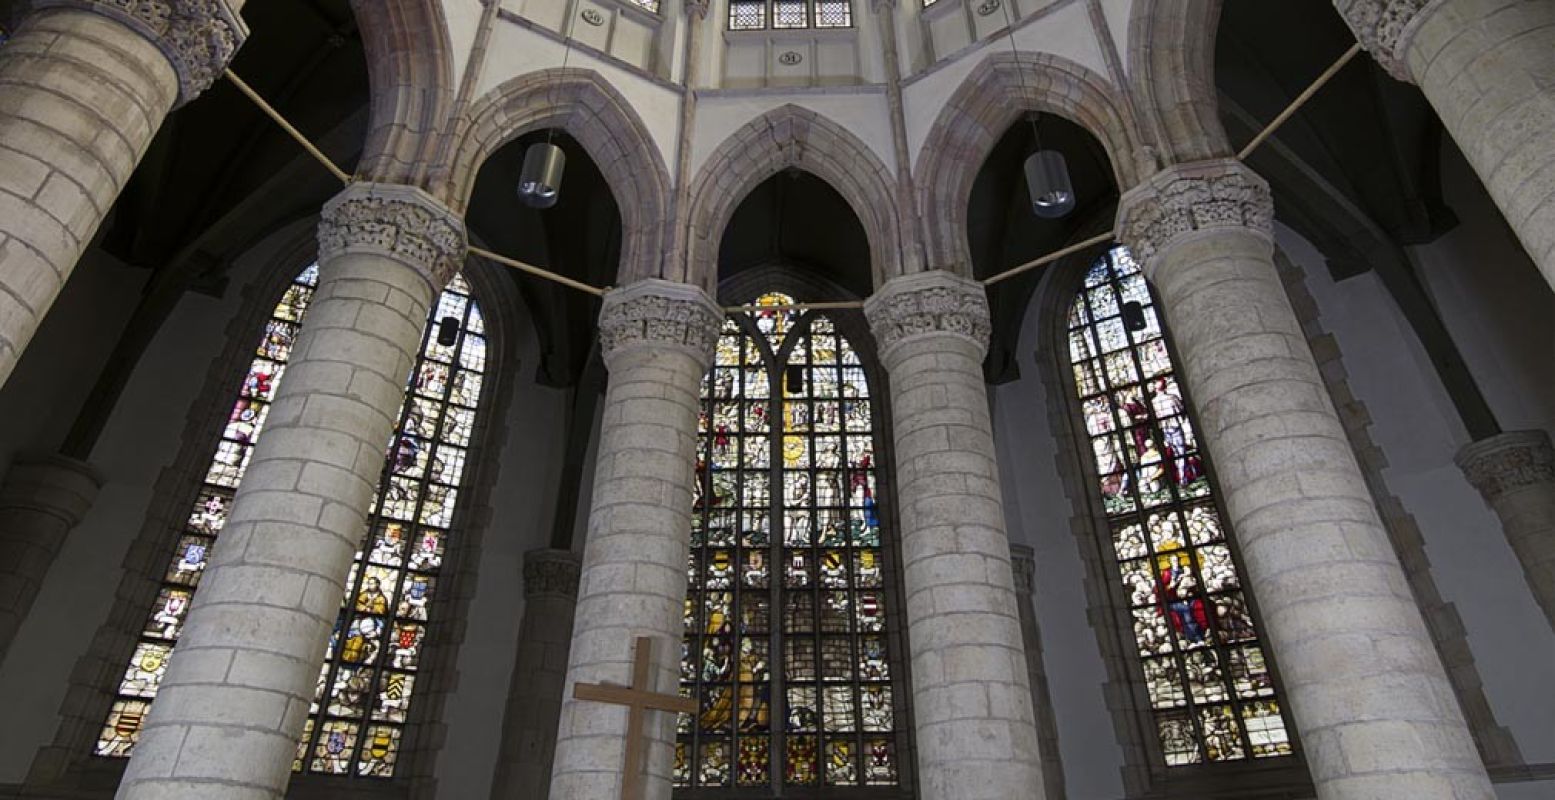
left=518, top=142, right=566, bottom=209
left=1025, top=149, right=1076, bottom=219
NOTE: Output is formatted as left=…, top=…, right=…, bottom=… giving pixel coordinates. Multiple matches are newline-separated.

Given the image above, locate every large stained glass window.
left=96, top=266, right=488, bottom=780
left=1067, top=247, right=1292, bottom=766
left=677, top=294, right=899, bottom=792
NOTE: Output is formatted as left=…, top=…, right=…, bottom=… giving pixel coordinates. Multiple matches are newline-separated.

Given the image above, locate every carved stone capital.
left=39, top=0, right=248, bottom=105
left=684, top=0, right=710, bottom=19
left=523, top=549, right=582, bottom=599
left=1334, top=0, right=1437, bottom=83
left=318, top=182, right=467, bottom=289
left=864, top=270, right=991, bottom=362
left=1115, top=158, right=1273, bottom=271
left=597, top=279, right=723, bottom=369
left=1009, top=544, right=1035, bottom=596
left=1456, top=430, right=1555, bottom=501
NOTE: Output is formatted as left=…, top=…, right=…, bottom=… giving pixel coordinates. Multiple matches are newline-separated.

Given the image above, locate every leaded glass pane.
left=815, top=0, right=852, bottom=27
left=772, top=0, right=808, bottom=28
left=97, top=269, right=486, bottom=780
left=1067, top=247, right=1294, bottom=766
left=679, top=293, right=899, bottom=790
left=730, top=0, right=765, bottom=29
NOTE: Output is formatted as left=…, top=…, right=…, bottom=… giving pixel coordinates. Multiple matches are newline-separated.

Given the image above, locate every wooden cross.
left=572, top=636, right=697, bottom=800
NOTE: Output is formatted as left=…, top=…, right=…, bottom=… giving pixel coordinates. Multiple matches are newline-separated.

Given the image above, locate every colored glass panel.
left=96, top=268, right=487, bottom=780
left=678, top=293, right=898, bottom=790
left=1068, top=247, right=1292, bottom=766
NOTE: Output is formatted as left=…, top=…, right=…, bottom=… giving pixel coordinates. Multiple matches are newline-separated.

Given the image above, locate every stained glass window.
left=677, top=293, right=899, bottom=792
left=96, top=266, right=488, bottom=780
left=1067, top=247, right=1293, bottom=766
left=728, top=1, right=852, bottom=30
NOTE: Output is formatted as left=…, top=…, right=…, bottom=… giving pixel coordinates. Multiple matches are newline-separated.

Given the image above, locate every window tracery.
left=1065, top=247, right=1294, bottom=766
left=95, top=266, right=487, bottom=779
left=729, top=1, right=852, bottom=30
left=677, top=293, right=899, bottom=791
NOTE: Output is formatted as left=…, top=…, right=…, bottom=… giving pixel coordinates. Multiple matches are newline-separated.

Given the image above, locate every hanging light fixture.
left=1024, top=118, right=1075, bottom=219
left=517, top=28, right=575, bottom=210
left=999, top=1, right=1076, bottom=220
left=517, top=143, right=566, bottom=209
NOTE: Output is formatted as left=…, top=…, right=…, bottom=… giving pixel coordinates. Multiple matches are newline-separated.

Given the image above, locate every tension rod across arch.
left=227, top=41, right=1364, bottom=308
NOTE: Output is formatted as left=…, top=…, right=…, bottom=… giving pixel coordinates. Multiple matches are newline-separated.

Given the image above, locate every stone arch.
left=353, top=0, right=458, bottom=185
left=685, top=104, right=901, bottom=292
left=443, top=68, right=672, bottom=285
left=1127, top=0, right=1231, bottom=165
left=914, top=50, right=1148, bottom=275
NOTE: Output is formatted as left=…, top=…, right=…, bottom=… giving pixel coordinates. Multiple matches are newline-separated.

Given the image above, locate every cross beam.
left=571, top=636, right=696, bottom=800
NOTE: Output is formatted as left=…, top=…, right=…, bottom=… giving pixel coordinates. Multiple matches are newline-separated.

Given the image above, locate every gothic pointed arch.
left=685, top=105, right=901, bottom=293
left=445, top=67, right=672, bottom=285
left=1126, top=0, right=1231, bottom=164
left=914, top=51, right=1147, bottom=275
left=353, top=0, right=458, bottom=185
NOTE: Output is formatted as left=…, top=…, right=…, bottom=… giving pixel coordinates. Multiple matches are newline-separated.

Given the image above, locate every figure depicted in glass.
left=96, top=266, right=488, bottom=778
left=1067, top=247, right=1293, bottom=765
left=677, top=293, right=899, bottom=790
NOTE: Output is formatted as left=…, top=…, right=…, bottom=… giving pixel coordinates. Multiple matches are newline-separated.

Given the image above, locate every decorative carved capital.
left=1456, top=430, right=1555, bottom=501
left=1115, top=158, right=1273, bottom=270
left=523, top=549, right=582, bottom=599
left=318, top=182, right=467, bottom=289
left=864, top=270, right=991, bottom=362
left=1335, top=0, right=1435, bottom=83
left=1009, top=544, right=1035, bottom=596
left=598, top=279, right=723, bottom=369
left=684, top=0, right=710, bottom=19
left=0, top=453, right=102, bottom=526
left=39, top=0, right=248, bottom=105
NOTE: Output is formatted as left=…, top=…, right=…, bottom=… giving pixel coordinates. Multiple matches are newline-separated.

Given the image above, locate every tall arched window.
left=677, top=294, right=900, bottom=792
left=95, top=265, right=487, bottom=779
left=1065, top=247, right=1293, bottom=767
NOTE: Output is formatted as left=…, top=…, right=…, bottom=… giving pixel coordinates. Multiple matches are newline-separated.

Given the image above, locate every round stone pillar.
left=492, top=548, right=582, bottom=800
left=1456, top=430, right=1555, bottom=631
left=1117, top=158, right=1493, bottom=800
left=1336, top=0, right=1555, bottom=290
left=0, top=0, right=245, bottom=388
left=117, top=182, right=465, bottom=800
left=0, top=453, right=101, bottom=659
left=549, top=280, right=721, bottom=800
left=864, top=272, right=1044, bottom=800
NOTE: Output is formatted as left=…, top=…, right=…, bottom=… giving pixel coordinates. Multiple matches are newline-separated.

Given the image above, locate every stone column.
left=0, top=0, right=245, bottom=388
left=1456, top=430, right=1555, bottom=631
left=1010, top=544, right=1067, bottom=800
left=0, top=454, right=101, bottom=659
left=1116, top=158, right=1493, bottom=800
left=548, top=280, right=721, bottom=800
left=1336, top=0, right=1555, bottom=289
left=491, top=549, right=582, bottom=800
left=864, top=272, right=1044, bottom=800
left=117, top=183, right=464, bottom=800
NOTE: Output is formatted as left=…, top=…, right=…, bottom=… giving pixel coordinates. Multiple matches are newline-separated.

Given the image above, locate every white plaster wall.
left=445, top=0, right=487, bottom=87
left=991, top=266, right=1128, bottom=800
left=689, top=89, right=895, bottom=178
left=901, top=0, right=1113, bottom=166
left=1099, top=0, right=1132, bottom=78
left=1276, top=223, right=1555, bottom=766
left=0, top=221, right=311, bottom=780
left=431, top=293, right=571, bottom=799
left=1412, top=147, right=1555, bottom=435
left=476, top=20, right=684, bottom=176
